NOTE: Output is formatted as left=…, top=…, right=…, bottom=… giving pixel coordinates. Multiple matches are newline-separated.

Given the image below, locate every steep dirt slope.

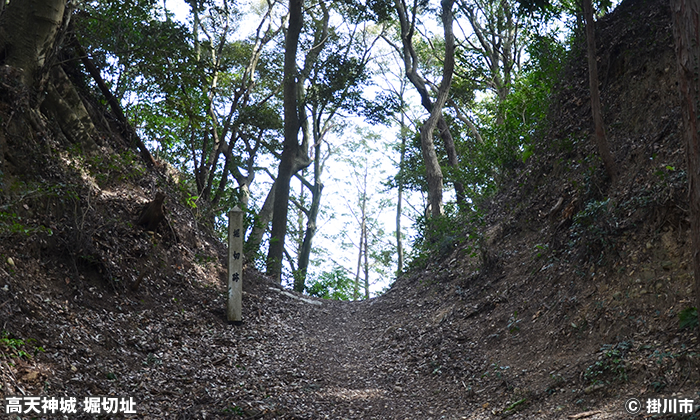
left=1, top=0, right=698, bottom=418
left=384, top=0, right=698, bottom=416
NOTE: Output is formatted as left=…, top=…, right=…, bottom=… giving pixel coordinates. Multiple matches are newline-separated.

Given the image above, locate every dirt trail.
left=5, top=266, right=479, bottom=419
left=258, top=289, right=479, bottom=419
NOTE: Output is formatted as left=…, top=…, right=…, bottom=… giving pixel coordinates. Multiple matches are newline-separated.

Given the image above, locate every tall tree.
left=671, top=0, right=700, bottom=318
left=371, top=55, right=422, bottom=275
left=293, top=149, right=325, bottom=292
left=247, top=1, right=336, bottom=262
left=353, top=166, right=368, bottom=300
left=292, top=11, right=380, bottom=290
left=582, top=0, right=617, bottom=182
left=267, top=0, right=304, bottom=282
left=419, top=0, right=456, bottom=217
left=255, top=1, right=380, bottom=285
left=392, top=0, right=460, bottom=217
left=339, top=128, right=394, bottom=300
left=396, top=101, right=408, bottom=274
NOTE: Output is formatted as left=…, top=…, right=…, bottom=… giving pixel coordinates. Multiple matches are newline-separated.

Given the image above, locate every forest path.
left=265, top=291, right=477, bottom=419
left=24, top=267, right=480, bottom=420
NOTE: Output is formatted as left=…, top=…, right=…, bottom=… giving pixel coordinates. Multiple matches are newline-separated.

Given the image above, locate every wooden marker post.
left=227, top=206, right=243, bottom=325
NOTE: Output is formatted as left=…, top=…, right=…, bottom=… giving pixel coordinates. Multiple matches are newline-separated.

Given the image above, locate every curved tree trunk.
left=246, top=139, right=312, bottom=261
left=0, top=0, right=66, bottom=86
left=295, top=139, right=324, bottom=292
left=416, top=0, right=456, bottom=218
left=0, top=0, right=102, bottom=154
left=246, top=181, right=276, bottom=256
left=394, top=0, right=443, bottom=217
left=394, top=0, right=462, bottom=217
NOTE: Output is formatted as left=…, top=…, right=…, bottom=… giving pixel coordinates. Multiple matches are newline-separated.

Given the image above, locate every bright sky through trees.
left=163, top=0, right=421, bottom=295
left=154, top=0, right=601, bottom=296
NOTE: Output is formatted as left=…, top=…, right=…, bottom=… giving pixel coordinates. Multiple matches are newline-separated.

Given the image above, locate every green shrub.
left=678, top=307, right=698, bottom=330
left=584, top=341, right=632, bottom=384
left=0, top=211, right=53, bottom=238
left=0, top=330, right=44, bottom=360
left=305, top=266, right=354, bottom=301
left=407, top=205, right=484, bottom=270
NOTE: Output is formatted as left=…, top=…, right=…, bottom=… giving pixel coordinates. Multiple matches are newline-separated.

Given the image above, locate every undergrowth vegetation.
left=476, top=35, right=567, bottom=178
left=404, top=34, right=567, bottom=272
left=408, top=205, right=484, bottom=270
left=0, top=330, right=44, bottom=363
left=584, top=341, right=632, bottom=385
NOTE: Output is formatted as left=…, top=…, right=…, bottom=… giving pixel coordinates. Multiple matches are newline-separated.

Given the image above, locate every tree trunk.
left=295, top=143, right=324, bottom=292
left=419, top=122, right=444, bottom=217
left=583, top=0, right=617, bottom=183
left=0, top=0, right=66, bottom=86
left=418, top=0, right=456, bottom=218
left=671, top=0, right=700, bottom=317
left=396, top=116, right=407, bottom=274
left=353, top=191, right=366, bottom=301
left=437, top=116, right=465, bottom=205
left=395, top=0, right=460, bottom=217
left=363, top=211, right=369, bottom=299
left=73, top=36, right=155, bottom=165
left=190, top=0, right=201, bottom=62
left=395, top=0, right=453, bottom=216
left=246, top=180, right=276, bottom=256
left=266, top=0, right=303, bottom=282
left=247, top=142, right=311, bottom=260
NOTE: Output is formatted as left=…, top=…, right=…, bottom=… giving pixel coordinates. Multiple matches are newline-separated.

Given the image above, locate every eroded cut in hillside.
left=1, top=0, right=699, bottom=418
